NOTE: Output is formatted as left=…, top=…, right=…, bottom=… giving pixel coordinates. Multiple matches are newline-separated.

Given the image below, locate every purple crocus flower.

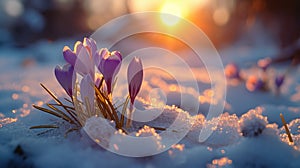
left=54, top=64, right=75, bottom=97
left=127, top=57, right=143, bottom=104
left=63, top=37, right=97, bottom=77
left=95, top=48, right=122, bottom=95
left=275, top=75, right=285, bottom=88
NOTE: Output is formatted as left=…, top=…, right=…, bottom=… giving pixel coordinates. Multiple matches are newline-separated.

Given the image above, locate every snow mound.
left=109, top=125, right=164, bottom=157
left=201, top=113, right=241, bottom=147
left=239, top=107, right=268, bottom=137
left=83, top=116, right=116, bottom=148
left=83, top=103, right=192, bottom=157
left=186, top=114, right=205, bottom=143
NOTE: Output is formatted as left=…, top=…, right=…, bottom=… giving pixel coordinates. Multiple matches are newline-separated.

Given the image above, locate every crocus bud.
left=54, top=64, right=75, bottom=97
left=95, top=48, right=122, bottom=95
left=275, top=75, right=285, bottom=88
left=246, top=76, right=264, bottom=92
left=225, top=63, right=240, bottom=79
left=258, top=57, right=272, bottom=71
left=127, top=57, right=143, bottom=104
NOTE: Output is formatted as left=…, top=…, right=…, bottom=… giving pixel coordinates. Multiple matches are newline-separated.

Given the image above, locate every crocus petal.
left=63, top=38, right=98, bottom=78
left=74, top=41, right=84, bottom=56
left=83, top=38, right=97, bottom=57
left=76, top=46, right=94, bottom=76
left=63, top=46, right=77, bottom=66
left=94, top=48, right=109, bottom=68
left=80, top=74, right=95, bottom=115
left=96, top=49, right=122, bottom=94
left=127, top=57, right=143, bottom=104
left=100, top=54, right=122, bottom=79
left=275, top=75, right=285, bottom=88
left=112, top=51, right=122, bottom=61
left=246, top=76, right=264, bottom=92
left=54, top=64, right=74, bottom=97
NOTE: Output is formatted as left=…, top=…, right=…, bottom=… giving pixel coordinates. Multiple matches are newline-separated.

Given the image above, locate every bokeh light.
left=3, top=0, right=24, bottom=17
left=213, top=7, right=230, bottom=26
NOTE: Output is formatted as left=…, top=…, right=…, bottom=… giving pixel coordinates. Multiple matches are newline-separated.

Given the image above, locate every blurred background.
left=0, top=0, right=299, bottom=50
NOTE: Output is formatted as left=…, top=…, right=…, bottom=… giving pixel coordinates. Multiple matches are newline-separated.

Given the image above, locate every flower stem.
left=126, top=103, right=133, bottom=128
left=121, top=95, right=130, bottom=127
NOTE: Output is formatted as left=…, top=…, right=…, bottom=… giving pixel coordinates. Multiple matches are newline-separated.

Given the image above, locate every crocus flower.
left=275, top=75, right=285, bottom=88
left=54, top=64, right=75, bottom=97
left=246, top=76, right=264, bottom=92
left=95, top=48, right=122, bottom=95
left=127, top=57, right=143, bottom=104
left=63, top=37, right=97, bottom=76
left=225, top=63, right=240, bottom=79
left=257, top=57, right=272, bottom=71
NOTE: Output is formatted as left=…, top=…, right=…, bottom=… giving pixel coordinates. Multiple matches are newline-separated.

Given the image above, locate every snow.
left=239, top=107, right=268, bottom=137
left=1, top=23, right=300, bottom=167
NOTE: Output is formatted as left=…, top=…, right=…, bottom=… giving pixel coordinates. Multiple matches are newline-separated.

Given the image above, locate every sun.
left=160, top=2, right=183, bottom=26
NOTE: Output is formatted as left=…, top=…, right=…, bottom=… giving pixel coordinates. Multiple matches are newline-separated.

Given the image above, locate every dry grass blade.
left=49, top=103, right=76, bottom=111
left=94, top=85, right=123, bottom=129
left=138, top=126, right=166, bottom=131
left=33, top=105, right=73, bottom=123
left=149, top=126, right=166, bottom=131
left=49, top=103, right=73, bottom=110
left=121, top=95, right=130, bottom=127
left=40, top=83, right=80, bottom=126
left=95, top=91, right=111, bottom=118
left=64, top=128, right=79, bottom=137
left=120, top=128, right=128, bottom=134
left=280, top=113, right=294, bottom=143
left=64, top=98, right=74, bottom=104
left=93, top=82, right=112, bottom=120
left=96, top=96, right=109, bottom=119
left=94, top=86, right=120, bottom=126
left=97, top=86, right=121, bottom=128
left=47, top=104, right=75, bottom=124
left=40, top=83, right=61, bottom=104
left=48, top=103, right=76, bottom=116
left=30, top=125, right=59, bottom=129
left=97, top=77, right=104, bottom=90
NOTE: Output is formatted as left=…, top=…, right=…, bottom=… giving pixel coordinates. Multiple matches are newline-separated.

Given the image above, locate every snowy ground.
left=1, top=24, right=300, bottom=167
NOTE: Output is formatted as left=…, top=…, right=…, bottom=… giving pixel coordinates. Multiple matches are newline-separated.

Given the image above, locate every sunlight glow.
left=160, top=1, right=183, bottom=26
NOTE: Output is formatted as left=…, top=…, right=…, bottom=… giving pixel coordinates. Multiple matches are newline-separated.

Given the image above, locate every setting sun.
left=160, top=2, right=183, bottom=26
